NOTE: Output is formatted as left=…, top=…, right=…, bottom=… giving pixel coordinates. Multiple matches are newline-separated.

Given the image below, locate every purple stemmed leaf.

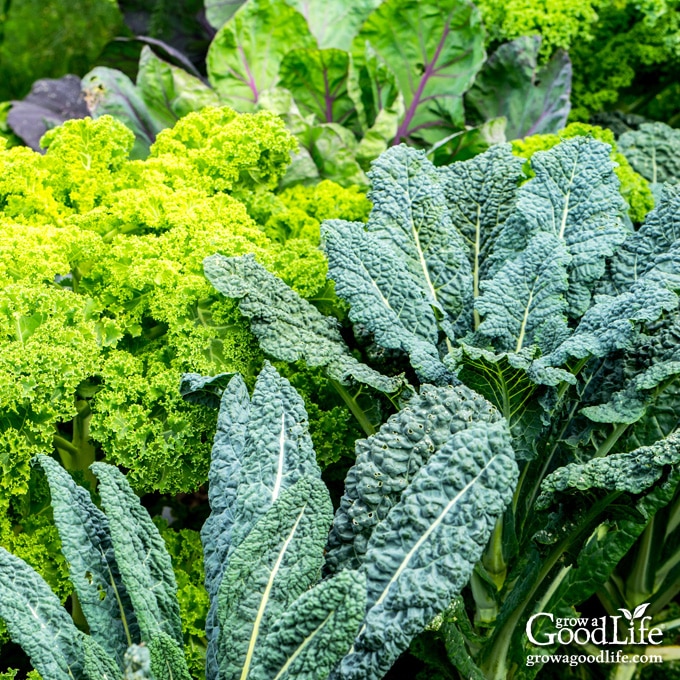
left=465, top=36, right=572, bottom=141
left=355, top=0, right=486, bottom=147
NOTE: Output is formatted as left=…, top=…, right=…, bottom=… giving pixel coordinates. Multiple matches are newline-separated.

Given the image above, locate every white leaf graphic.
left=619, top=608, right=633, bottom=620
left=633, top=603, right=650, bottom=619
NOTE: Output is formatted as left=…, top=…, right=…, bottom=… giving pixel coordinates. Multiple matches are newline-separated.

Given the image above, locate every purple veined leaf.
left=618, top=608, right=634, bottom=620
left=464, top=36, right=572, bottom=141
left=355, top=0, right=486, bottom=148
left=633, top=603, right=651, bottom=619
left=207, top=0, right=315, bottom=111
left=7, top=75, right=89, bottom=151
left=285, top=0, right=383, bottom=50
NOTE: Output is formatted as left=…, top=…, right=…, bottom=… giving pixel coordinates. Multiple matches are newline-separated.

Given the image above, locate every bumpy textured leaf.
left=217, top=477, right=333, bottom=680
left=609, top=184, right=680, bottom=292
left=465, top=36, right=572, bottom=141
left=490, top=137, right=628, bottom=316
left=0, top=548, right=84, bottom=679
left=33, top=456, right=138, bottom=665
left=254, top=570, right=366, bottom=680
left=321, top=219, right=448, bottom=384
left=91, top=463, right=183, bottom=646
left=148, top=631, right=192, bottom=680
left=124, top=644, right=153, bottom=679
left=356, top=0, right=485, bottom=144
left=618, top=122, right=680, bottom=185
left=204, top=253, right=400, bottom=393
left=476, top=233, right=570, bottom=352
left=82, top=635, right=121, bottom=680
left=439, top=144, right=524, bottom=298
left=179, top=371, right=235, bottom=408
left=337, top=421, right=518, bottom=680
left=207, top=0, right=315, bottom=109
left=366, top=145, right=473, bottom=332
left=326, top=384, right=502, bottom=573
left=285, top=0, right=382, bottom=50
left=537, top=430, right=680, bottom=507
left=279, top=48, right=355, bottom=124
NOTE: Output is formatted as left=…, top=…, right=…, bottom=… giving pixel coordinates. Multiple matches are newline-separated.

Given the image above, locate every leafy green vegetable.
left=618, top=122, right=680, bottom=187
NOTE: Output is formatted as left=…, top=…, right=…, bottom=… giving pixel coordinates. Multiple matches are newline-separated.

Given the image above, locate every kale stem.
left=594, top=422, right=628, bottom=458
left=330, top=379, right=376, bottom=436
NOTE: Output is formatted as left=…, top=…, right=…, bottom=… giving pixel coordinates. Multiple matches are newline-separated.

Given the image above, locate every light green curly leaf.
left=204, top=253, right=401, bottom=393
left=0, top=548, right=84, bottom=680
left=91, top=463, right=183, bottom=646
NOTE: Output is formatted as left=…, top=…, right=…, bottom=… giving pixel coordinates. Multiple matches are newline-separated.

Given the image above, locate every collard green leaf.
left=91, top=463, right=183, bottom=646
left=82, top=67, right=160, bottom=159
left=366, top=144, right=473, bottom=333
left=465, top=36, right=572, bottom=141
left=254, top=570, right=366, bottom=680
left=203, top=253, right=400, bottom=393
left=148, top=631, right=192, bottom=680
left=537, top=430, right=680, bottom=507
left=0, top=548, right=84, bottom=680
left=490, top=137, right=628, bottom=316
left=338, top=421, right=518, bottom=680
left=476, top=233, right=570, bottom=353
left=321, top=219, right=448, bottom=384
left=33, top=455, right=138, bottom=666
left=439, top=143, right=524, bottom=306
left=279, top=48, right=355, bottom=125
left=326, top=384, right=502, bottom=574
left=136, top=47, right=219, bottom=130
left=285, top=0, right=383, bottom=50
left=217, top=477, right=333, bottom=680
left=356, top=0, right=485, bottom=145
left=207, top=0, right=315, bottom=110
left=609, top=183, right=680, bottom=292
left=618, top=122, right=680, bottom=185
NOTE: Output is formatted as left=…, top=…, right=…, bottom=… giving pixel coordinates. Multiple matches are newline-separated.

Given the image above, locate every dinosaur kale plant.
left=205, top=137, right=680, bottom=677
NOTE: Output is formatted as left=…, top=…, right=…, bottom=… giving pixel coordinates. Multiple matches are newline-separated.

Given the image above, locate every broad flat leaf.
left=476, top=232, right=570, bottom=352
left=326, top=384, right=502, bottom=573
left=321, top=219, right=448, bottom=384
left=465, top=36, right=572, bottom=141
left=279, top=48, right=355, bottom=125
left=33, top=455, right=139, bottom=666
left=91, top=463, right=183, bottom=646
left=356, top=0, right=485, bottom=146
left=366, top=145, right=473, bottom=333
left=82, top=635, right=121, bottom=680
left=537, top=430, right=680, bottom=507
left=490, top=137, right=628, bottom=315
left=205, top=0, right=247, bottom=28
left=439, top=143, right=524, bottom=311
left=254, top=570, right=366, bottom=680
left=286, top=0, right=383, bottom=50
left=337, top=421, right=518, bottom=680
left=204, top=253, right=400, bottom=393
left=82, top=67, right=160, bottom=159
left=8, top=75, right=89, bottom=151
left=610, top=183, right=680, bottom=292
left=217, top=477, right=332, bottom=680
left=148, top=631, right=192, bottom=680
left=201, top=374, right=250, bottom=679
left=136, top=47, right=219, bottom=130
left=0, top=548, right=84, bottom=679
left=207, top=0, right=315, bottom=110
left=618, top=122, right=680, bottom=185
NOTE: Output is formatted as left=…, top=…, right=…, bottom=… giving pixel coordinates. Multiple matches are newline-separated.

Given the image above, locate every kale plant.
left=205, top=137, right=680, bottom=677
